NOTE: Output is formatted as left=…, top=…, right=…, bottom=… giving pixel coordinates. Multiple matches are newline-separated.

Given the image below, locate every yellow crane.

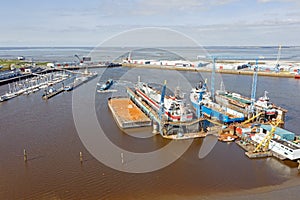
left=253, top=120, right=281, bottom=153
left=241, top=112, right=264, bottom=125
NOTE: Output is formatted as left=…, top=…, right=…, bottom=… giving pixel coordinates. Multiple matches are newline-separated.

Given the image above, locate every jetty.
left=42, top=87, right=64, bottom=100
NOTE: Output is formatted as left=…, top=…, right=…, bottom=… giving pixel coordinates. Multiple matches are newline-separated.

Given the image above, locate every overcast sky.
left=1, top=0, right=300, bottom=46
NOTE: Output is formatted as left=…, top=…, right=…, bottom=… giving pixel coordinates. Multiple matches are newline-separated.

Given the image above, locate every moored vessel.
left=98, top=79, right=113, bottom=91
left=135, top=79, right=193, bottom=122
left=190, top=81, right=245, bottom=124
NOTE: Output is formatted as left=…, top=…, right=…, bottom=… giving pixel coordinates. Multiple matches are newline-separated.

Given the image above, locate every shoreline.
left=122, top=63, right=298, bottom=78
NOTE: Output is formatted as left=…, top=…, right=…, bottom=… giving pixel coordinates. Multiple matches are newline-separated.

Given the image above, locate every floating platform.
left=64, top=73, right=98, bottom=92
left=245, top=151, right=272, bottom=159
left=108, top=97, right=152, bottom=129
left=236, top=140, right=272, bottom=159
left=97, top=89, right=117, bottom=93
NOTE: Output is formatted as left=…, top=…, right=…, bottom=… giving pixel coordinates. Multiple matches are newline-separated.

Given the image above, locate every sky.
left=1, top=0, right=300, bottom=46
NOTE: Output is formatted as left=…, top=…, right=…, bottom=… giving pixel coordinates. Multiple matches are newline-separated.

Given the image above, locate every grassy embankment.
left=0, top=59, right=48, bottom=71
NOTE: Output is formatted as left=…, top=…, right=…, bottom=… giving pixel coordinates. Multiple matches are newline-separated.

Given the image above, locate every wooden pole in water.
left=79, top=151, right=83, bottom=163
left=121, top=153, right=124, bottom=164
left=23, top=149, right=27, bottom=162
left=152, top=121, right=158, bottom=134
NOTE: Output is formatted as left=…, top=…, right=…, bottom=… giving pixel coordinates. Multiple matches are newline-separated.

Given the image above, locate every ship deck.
left=108, top=97, right=152, bottom=129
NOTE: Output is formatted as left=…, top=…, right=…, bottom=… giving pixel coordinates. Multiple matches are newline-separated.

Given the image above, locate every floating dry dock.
left=125, top=87, right=213, bottom=139
left=108, top=97, right=152, bottom=129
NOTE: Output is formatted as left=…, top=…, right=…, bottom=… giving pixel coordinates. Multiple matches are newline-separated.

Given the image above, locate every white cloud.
left=96, top=0, right=238, bottom=16
left=136, top=0, right=237, bottom=12
left=257, top=0, right=299, bottom=3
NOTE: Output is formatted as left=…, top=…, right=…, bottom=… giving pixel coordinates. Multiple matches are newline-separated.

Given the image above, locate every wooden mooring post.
left=79, top=152, right=83, bottom=163
left=23, top=149, right=27, bottom=162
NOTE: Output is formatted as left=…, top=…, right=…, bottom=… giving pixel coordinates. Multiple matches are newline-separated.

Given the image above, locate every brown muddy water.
left=0, top=67, right=299, bottom=199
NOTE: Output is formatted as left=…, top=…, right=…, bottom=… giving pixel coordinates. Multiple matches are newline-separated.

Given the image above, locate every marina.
left=0, top=71, right=70, bottom=101
left=62, top=71, right=98, bottom=92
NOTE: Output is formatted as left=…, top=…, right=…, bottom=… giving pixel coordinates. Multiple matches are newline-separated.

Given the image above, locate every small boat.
left=218, top=134, right=237, bottom=142
left=42, top=87, right=56, bottom=96
left=32, top=88, right=39, bottom=93
left=98, top=79, right=113, bottom=91
left=39, top=84, right=48, bottom=89
left=0, top=95, right=7, bottom=102
left=0, top=92, right=17, bottom=102
left=64, top=85, right=73, bottom=91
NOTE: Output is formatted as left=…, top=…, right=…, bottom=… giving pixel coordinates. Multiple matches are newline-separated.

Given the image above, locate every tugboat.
left=98, top=79, right=113, bottom=91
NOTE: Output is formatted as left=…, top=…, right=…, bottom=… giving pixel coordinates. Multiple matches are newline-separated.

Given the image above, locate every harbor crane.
left=159, top=80, right=167, bottom=121
left=253, top=120, right=281, bottom=153
left=241, top=112, right=264, bottom=125
left=74, top=54, right=82, bottom=63
left=275, top=45, right=282, bottom=72
left=204, top=55, right=263, bottom=115
left=196, top=79, right=207, bottom=118
left=250, top=59, right=258, bottom=114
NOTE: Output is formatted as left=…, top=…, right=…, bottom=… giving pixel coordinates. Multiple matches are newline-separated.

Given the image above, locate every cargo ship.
left=134, top=80, right=193, bottom=122
left=190, top=81, right=245, bottom=124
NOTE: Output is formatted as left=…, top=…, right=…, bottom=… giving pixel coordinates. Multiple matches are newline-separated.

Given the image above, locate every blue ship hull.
left=192, top=102, right=245, bottom=124
left=100, top=79, right=113, bottom=91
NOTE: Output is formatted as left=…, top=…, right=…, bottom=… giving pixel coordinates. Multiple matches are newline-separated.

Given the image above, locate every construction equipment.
left=159, top=80, right=167, bottom=121
left=253, top=120, right=281, bottom=153
left=205, top=56, right=262, bottom=106
left=250, top=59, right=258, bottom=114
left=241, top=112, right=264, bottom=125
left=275, top=45, right=282, bottom=72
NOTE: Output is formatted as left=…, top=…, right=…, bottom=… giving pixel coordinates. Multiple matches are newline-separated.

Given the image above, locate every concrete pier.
left=122, top=63, right=297, bottom=78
